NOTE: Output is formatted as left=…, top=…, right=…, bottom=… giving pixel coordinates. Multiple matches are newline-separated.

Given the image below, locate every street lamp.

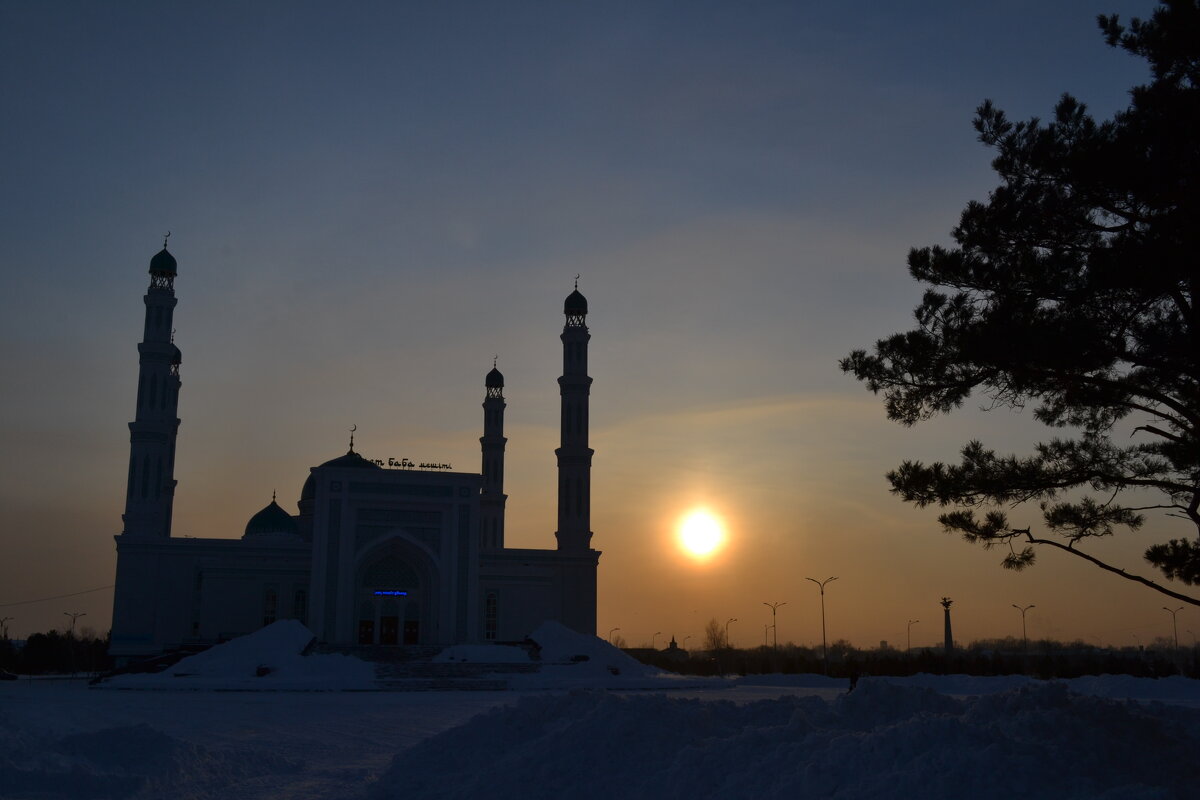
left=763, top=601, right=786, bottom=650
left=1012, top=604, right=1035, bottom=652
left=652, top=631, right=663, bottom=650
left=64, top=611, right=86, bottom=638
left=1163, top=606, right=1183, bottom=651
left=907, top=619, right=919, bottom=652
left=0, top=616, right=12, bottom=640
left=725, top=617, right=737, bottom=648
left=608, top=627, right=620, bottom=644
left=806, top=576, right=837, bottom=673
left=683, top=635, right=692, bottom=650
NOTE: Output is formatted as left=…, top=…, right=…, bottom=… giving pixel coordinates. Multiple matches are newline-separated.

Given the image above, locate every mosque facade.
left=109, top=245, right=600, bottom=662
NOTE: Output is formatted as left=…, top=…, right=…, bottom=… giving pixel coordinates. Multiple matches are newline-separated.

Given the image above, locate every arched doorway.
left=356, top=546, right=430, bottom=645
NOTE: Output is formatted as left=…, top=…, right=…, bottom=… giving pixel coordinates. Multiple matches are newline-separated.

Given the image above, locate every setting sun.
left=677, top=509, right=726, bottom=559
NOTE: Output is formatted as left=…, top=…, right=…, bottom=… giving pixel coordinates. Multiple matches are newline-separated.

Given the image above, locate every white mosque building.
left=109, top=243, right=600, bottom=662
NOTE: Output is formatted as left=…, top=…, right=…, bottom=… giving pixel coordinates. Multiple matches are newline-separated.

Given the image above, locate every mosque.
left=109, top=243, right=600, bottom=662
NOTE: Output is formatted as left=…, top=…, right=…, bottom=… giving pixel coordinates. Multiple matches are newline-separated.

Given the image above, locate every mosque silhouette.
left=109, top=242, right=599, bottom=663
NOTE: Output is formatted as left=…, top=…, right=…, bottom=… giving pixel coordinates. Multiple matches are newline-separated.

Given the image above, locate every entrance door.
left=403, top=620, right=419, bottom=645
left=357, top=619, right=375, bottom=645
left=380, top=616, right=399, bottom=645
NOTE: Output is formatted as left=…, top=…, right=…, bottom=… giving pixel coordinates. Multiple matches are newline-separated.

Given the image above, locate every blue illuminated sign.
left=372, top=590, right=409, bottom=596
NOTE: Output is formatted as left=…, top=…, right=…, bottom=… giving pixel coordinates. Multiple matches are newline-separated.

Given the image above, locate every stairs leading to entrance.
left=311, top=643, right=539, bottom=690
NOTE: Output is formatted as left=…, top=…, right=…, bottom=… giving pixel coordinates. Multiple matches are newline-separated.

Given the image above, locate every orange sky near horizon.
left=1, top=1, right=1193, bottom=648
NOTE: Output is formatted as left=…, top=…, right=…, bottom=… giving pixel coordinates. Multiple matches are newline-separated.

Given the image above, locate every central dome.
left=486, top=366, right=504, bottom=388
left=301, top=449, right=382, bottom=501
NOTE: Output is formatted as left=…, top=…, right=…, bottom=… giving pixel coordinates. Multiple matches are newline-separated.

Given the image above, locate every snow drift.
left=370, top=681, right=1200, bottom=799
left=100, top=620, right=376, bottom=690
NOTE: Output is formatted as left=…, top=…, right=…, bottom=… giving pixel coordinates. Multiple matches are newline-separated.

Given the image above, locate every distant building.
left=109, top=244, right=600, bottom=662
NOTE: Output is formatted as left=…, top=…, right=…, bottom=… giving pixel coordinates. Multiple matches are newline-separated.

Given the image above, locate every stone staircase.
left=311, top=643, right=540, bottom=691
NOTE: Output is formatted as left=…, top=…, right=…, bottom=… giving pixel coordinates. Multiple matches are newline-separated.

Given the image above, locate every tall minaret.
left=121, top=238, right=183, bottom=538
left=555, top=282, right=593, bottom=551
left=480, top=360, right=508, bottom=549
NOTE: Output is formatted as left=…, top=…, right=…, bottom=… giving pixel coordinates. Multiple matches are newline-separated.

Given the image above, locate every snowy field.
left=3, top=623, right=1200, bottom=799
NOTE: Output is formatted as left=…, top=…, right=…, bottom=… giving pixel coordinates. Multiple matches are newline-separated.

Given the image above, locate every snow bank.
left=370, top=681, right=1200, bottom=800
left=101, top=620, right=376, bottom=690
left=506, top=621, right=672, bottom=689
left=0, top=715, right=301, bottom=799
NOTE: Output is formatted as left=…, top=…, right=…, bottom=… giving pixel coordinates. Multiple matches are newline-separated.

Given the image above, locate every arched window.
left=293, top=589, right=307, bottom=624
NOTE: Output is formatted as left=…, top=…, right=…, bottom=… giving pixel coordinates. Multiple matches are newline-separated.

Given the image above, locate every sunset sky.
left=3, top=1, right=1191, bottom=648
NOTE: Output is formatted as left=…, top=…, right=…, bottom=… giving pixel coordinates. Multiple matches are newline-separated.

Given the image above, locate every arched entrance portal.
left=357, top=551, right=425, bottom=645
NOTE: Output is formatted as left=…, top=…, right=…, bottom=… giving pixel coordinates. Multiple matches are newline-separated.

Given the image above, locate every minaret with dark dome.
left=121, top=237, right=183, bottom=538
left=556, top=281, right=593, bottom=551
left=480, top=360, right=508, bottom=549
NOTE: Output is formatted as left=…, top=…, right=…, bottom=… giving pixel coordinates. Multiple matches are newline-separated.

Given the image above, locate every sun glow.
left=677, top=509, right=725, bottom=559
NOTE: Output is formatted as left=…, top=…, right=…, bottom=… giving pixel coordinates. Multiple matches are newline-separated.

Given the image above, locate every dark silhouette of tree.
left=842, top=1, right=1200, bottom=606
left=703, top=617, right=729, bottom=651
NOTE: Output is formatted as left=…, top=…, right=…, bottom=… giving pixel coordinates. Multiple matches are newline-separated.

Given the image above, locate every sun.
left=677, top=509, right=725, bottom=559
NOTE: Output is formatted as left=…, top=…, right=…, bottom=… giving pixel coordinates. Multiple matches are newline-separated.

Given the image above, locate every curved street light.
left=763, top=601, right=787, bottom=650
left=907, top=619, right=919, bottom=652
left=725, top=617, right=737, bottom=648
left=1163, top=606, right=1183, bottom=651
left=806, top=576, right=838, bottom=673
left=63, top=611, right=86, bottom=638
left=1012, top=604, right=1035, bottom=652
left=651, top=631, right=663, bottom=650
left=608, top=627, right=620, bottom=644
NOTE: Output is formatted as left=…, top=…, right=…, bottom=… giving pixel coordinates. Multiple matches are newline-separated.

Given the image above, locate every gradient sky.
left=3, top=1, right=1190, bottom=648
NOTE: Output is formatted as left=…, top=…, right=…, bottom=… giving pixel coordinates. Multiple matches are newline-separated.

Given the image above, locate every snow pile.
left=0, top=715, right=301, bottom=799
left=101, top=620, right=376, bottom=690
left=506, top=621, right=671, bottom=689
left=370, top=681, right=1200, bottom=799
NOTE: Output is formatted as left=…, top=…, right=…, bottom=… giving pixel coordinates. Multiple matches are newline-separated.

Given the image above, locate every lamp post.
left=683, top=635, right=693, bottom=649
left=63, top=611, right=86, bottom=638
left=907, top=619, right=919, bottom=652
left=651, top=631, right=663, bottom=650
left=0, top=616, right=12, bottom=640
left=1163, top=606, right=1183, bottom=651
left=763, top=601, right=786, bottom=650
left=806, top=576, right=837, bottom=673
left=608, top=627, right=620, bottom=644
left=1012, top=604, right=1035, bottom=652
left=725, top=618, right=737, bottom=649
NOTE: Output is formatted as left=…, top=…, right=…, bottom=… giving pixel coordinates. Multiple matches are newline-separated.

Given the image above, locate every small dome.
left=486, top=366, right=504, bottom=388
left=243, top=499, right=299, bottom=539
left=564, top=288, right=588, bottom=316
left=150, top=247, right=177, bottom=276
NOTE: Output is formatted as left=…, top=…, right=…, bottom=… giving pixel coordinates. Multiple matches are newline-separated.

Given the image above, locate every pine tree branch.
left=1020, top=529, right=1200, bottom=606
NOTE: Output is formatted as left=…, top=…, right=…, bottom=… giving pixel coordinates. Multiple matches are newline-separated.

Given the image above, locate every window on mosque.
left=485, top=592, right=498, bottom=641
left=293, top=589, right=307, bottom=624
left=263, top=587, right=278, bottom=627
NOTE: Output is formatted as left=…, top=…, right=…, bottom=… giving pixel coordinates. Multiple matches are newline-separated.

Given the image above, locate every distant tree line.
left=0, top=629, right=112, bottom=675
left=629, top=637, right=1199, bottom=680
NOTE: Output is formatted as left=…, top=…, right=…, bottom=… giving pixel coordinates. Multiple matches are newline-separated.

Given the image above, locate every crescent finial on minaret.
left=163, top=231, right=171, bottom=248
left=349, top=424, right=357, bottom=453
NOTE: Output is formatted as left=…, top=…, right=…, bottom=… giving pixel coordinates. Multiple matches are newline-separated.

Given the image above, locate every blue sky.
left=3, top=1, right=1185, bottom=646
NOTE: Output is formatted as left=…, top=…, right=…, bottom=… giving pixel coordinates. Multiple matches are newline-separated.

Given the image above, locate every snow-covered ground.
left=3, top=622, right=1199, bottom=799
